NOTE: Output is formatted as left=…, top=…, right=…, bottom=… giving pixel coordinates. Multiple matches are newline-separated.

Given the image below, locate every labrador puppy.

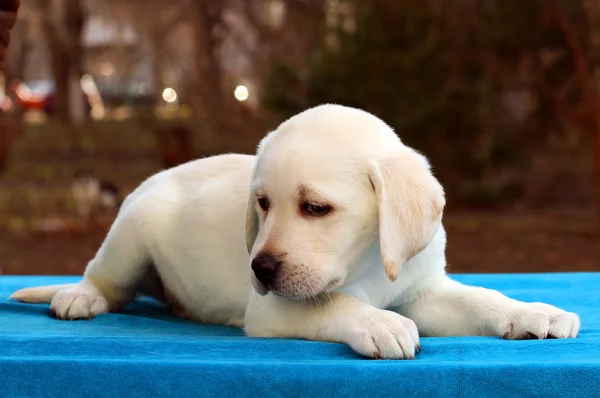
left=11, top=104, right=580, bottom=359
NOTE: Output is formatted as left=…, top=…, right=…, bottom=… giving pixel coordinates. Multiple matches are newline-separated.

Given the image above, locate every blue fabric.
left=1, top=273, right=598, bottom=398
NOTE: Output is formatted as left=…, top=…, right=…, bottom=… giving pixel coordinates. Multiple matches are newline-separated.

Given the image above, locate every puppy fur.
left=11, top=104, right=580, bottom=359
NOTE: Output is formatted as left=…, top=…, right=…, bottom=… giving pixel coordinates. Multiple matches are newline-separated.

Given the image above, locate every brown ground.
left=1, top=210, right=598, bottom=275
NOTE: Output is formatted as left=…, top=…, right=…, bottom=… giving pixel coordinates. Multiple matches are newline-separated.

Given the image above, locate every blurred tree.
left=40, top=0, right=86, bottom=154
left=110, top=0, right=260, bottom=140
left=244, top=0, right=325, bottom=100
left=109, top=0, right=188, bottom=102
left=185, top=1, right=245, bottom=135
left=262, top=0, right=598, bottom=209
left=264, top=0, right=538, bottom=206
left=83, top=0, right=324, bottom=149
left=181, top=0, right=324, bottom=139
left=531, top=0, right=600, bottom=218
left=0, top=0, right=19, bottom=173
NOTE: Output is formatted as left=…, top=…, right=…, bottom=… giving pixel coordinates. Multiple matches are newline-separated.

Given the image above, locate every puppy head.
left=246, top=104, right=445, bottom=299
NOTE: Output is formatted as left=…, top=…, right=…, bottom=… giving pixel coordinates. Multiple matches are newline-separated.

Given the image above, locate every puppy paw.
left=346, top=310, right=420, bottom=359
left=502, top=302, right=580, bottom=340
left=50, top=285, right=109, bottom=320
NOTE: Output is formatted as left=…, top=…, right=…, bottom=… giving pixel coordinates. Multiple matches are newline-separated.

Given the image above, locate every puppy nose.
left=251, top=253, right=280, bottom=286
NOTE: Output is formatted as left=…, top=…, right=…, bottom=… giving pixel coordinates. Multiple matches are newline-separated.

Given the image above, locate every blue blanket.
left=1, top=273, right=598, bottom=398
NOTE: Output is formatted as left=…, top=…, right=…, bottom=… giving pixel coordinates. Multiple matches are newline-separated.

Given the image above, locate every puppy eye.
left=257, top=197, right=270, bottom=212
left=301, top=202, right=332, bottom=217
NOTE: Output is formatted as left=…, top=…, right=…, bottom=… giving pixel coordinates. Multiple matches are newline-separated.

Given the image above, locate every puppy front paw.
left=346, top=310, right=420, bottom=360
left=502, top=302, right=580, bottom=340
left=50, top=285, right=109, bottom=320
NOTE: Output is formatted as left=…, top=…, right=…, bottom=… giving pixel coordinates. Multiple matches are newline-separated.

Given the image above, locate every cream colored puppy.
left=11, top=104, right=580, bottom=359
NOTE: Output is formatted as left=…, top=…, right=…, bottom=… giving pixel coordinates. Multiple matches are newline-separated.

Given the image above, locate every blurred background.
left=0, top=0, right=598, bottom=275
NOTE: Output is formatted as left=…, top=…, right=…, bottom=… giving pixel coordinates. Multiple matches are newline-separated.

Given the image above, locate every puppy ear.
left=245, top=194, right=259, bottom=254
left=368, top=148, right=445, bottom=281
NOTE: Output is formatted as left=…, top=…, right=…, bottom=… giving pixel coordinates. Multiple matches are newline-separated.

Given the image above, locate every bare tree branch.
left=548, top=0, right=595, bottom=107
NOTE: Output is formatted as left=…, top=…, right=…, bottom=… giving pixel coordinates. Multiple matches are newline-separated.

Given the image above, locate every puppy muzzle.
left=251, top=275, right=271, bottom=296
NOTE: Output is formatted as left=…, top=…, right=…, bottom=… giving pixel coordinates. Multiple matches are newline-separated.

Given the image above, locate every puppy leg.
left=51, top=213, right=150, bottom=320
left=398, top=276, right=580, bottom=339
left=245, top=292, right=420, bottom=359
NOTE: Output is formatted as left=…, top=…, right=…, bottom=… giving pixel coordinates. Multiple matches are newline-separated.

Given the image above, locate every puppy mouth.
left=324, top=277, right=342, bottom=291
left=251, top=275, right=271, bottom=296
left=251, top=276, right=342, bottom=300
